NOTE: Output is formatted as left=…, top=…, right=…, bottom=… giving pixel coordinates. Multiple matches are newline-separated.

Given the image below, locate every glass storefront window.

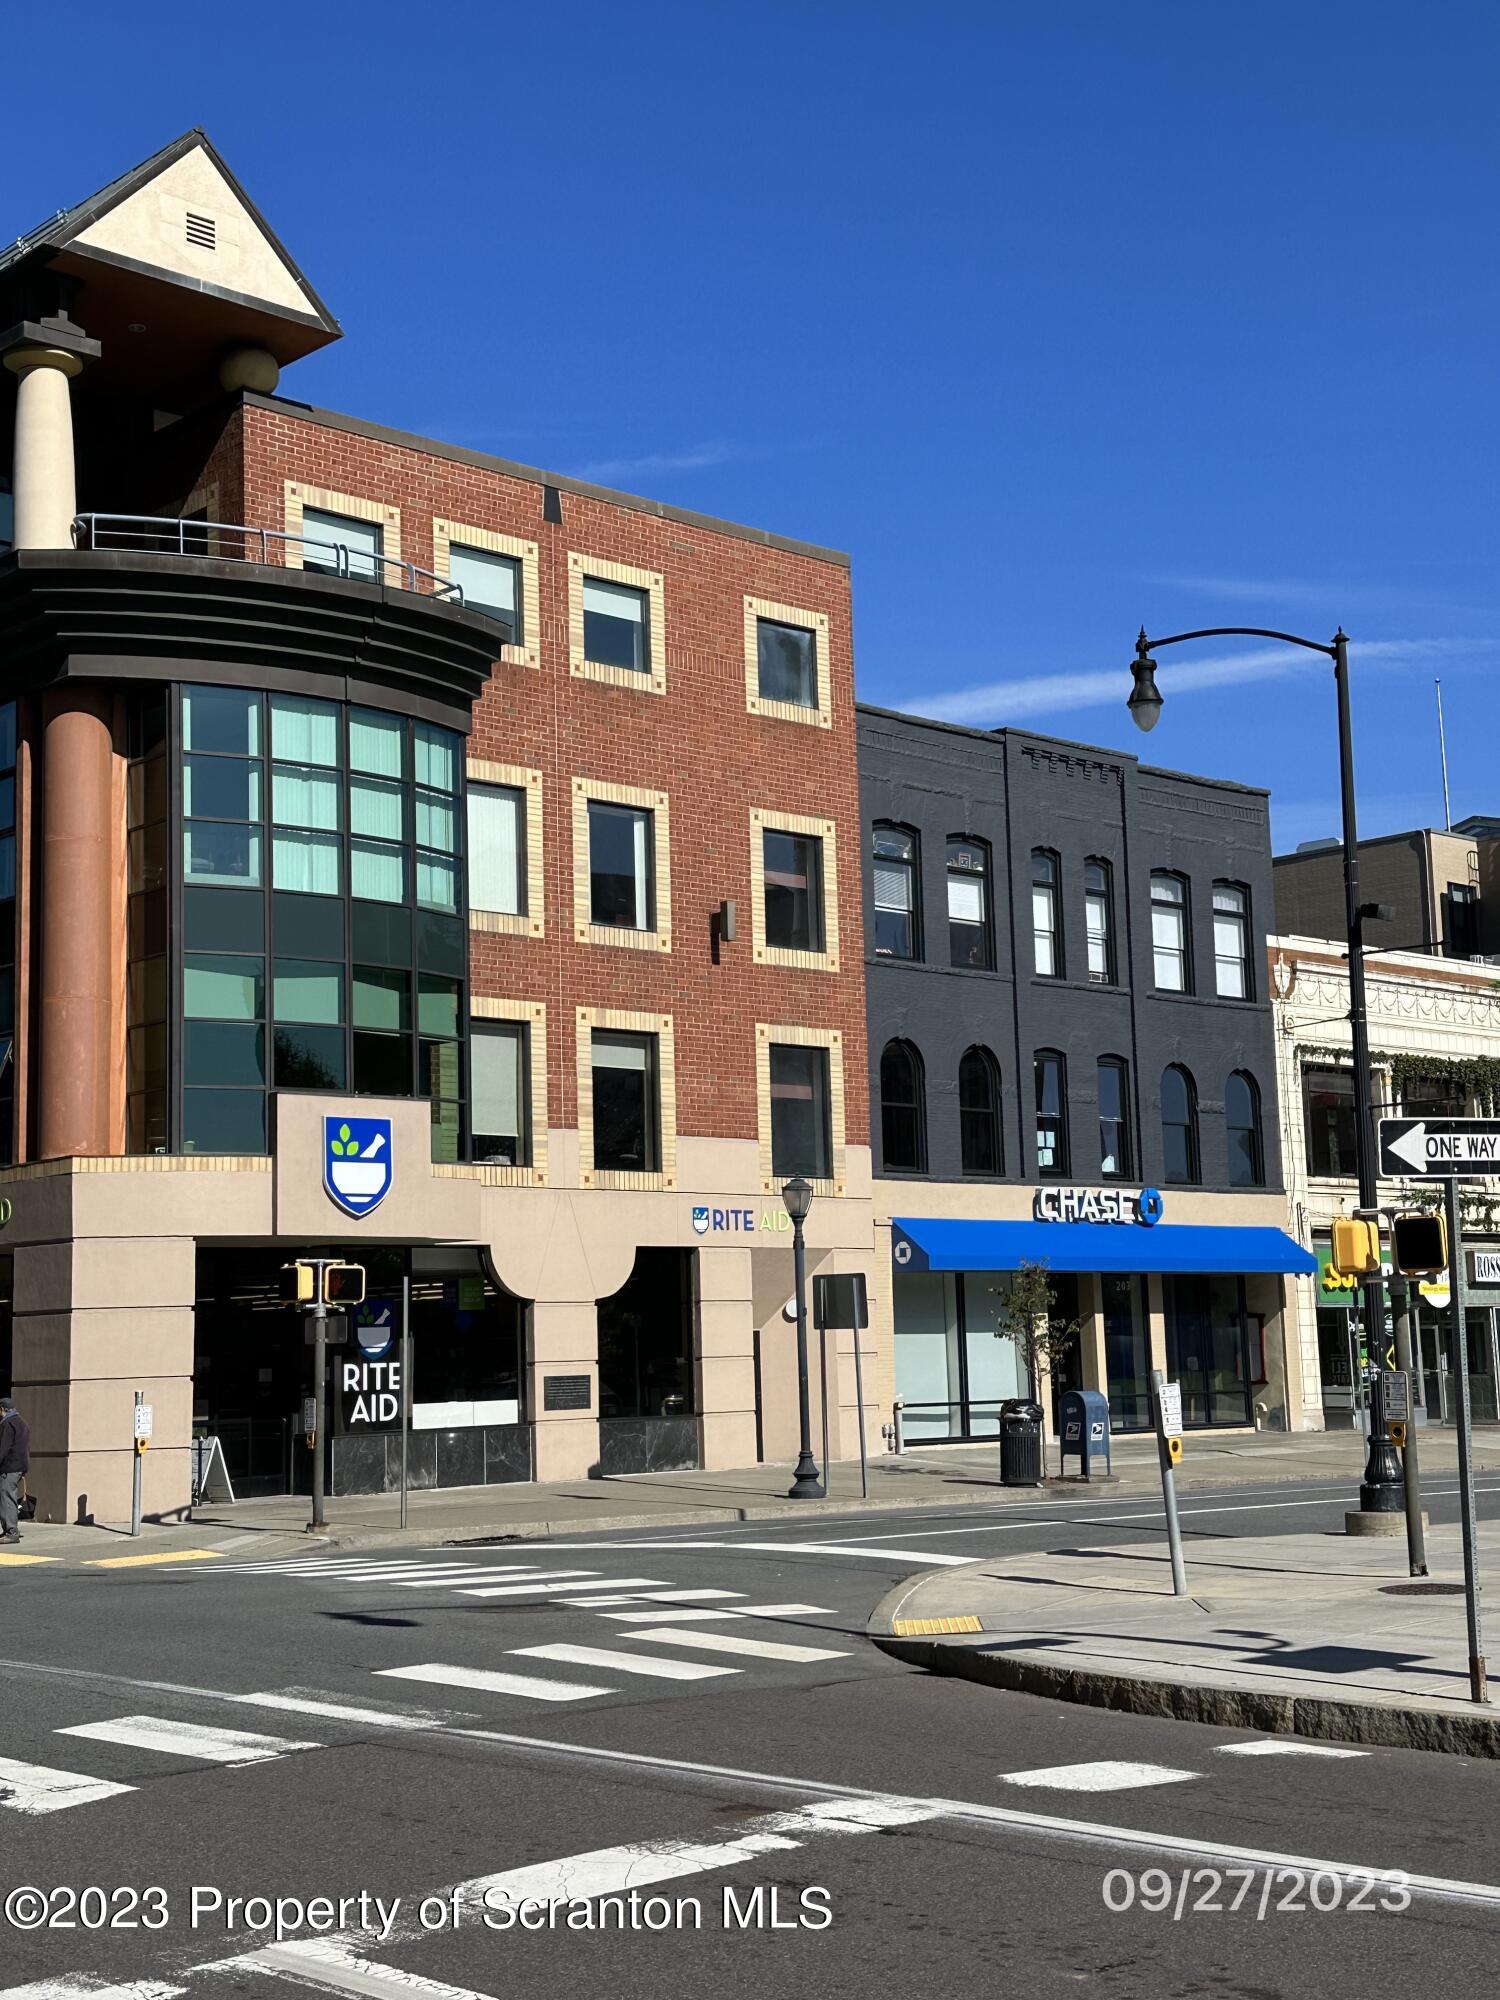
left=1165, top=1274, right=1252, bottom=1427
left=185, top=954, right=264, bottom=1021
left=1103, top=1273, right=1151, bottom=1430
left=183, top=686, right=260, bottom=755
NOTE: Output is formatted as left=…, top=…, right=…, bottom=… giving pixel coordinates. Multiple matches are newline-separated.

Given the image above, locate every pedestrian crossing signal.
left=279, top=1260, right=366, bottom=1306
left=322, top=1262, right=366, bottom=1306
left=1392, top=1211, right=1447, bottom=1277
left=280, top=1262, right=317, bottom=1305
left=1330, top=1217, right=1381, bottom=1278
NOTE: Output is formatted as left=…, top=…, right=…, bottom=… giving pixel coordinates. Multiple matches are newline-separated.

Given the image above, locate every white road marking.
left=0, top=1982, right=185, bottom=2000
left=460, top=1575, right=666, bottom=1599
left=374, top=1664, right=612, bottom=1703
left=0, top=1755, right=136, bottom=1814
left=600, top=1602, right=832, bottom=1623
left=235, top=1692, right=449, bottom=1730
left=464, top=1831, right=802, bottom=1907
left=215, top=1941, right=495, bottom=2000
left=508, top=1643, right=738, bottom=1681
left=57, top=1717, right=317, bottom=1765
left=558, top=1587, right=743, bottom=1606
left=1001, top=1760, right=1199, bottom=1793
left=391, top=1568, right=595, bottom=1589
left=599, top=1607, right=740, bottom=1622
left=544, top=1537, right=981, bottom=1565
left=1216, top=1740, right=1368, bottom=1759
left=630, top=1627, right=850, bottom=1663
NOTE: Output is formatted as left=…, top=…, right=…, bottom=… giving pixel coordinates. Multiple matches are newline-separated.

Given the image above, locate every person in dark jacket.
left=0, top=1397, right=30, bottom=1542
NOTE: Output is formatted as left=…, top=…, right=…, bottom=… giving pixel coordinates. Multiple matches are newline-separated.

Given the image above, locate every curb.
left=866, top=1571, right=1500, bottom=1761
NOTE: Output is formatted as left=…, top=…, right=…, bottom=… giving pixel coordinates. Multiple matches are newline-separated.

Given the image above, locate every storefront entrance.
left=193, top=1242, right=527, bottom=1496
left=597, top=1248, right=700, bottom=1473
left=1418, top=1306, right=1500, bottom=1425
left=1163, top=1274, right=1255, bottom=1429
left=891, top=1269, right=1032, bottom=1443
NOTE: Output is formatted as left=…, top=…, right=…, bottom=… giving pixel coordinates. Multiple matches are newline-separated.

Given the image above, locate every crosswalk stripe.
left=235, top=1693, right=449, bottom=1730
left=0, top=1982, right=186, bottom=1999
left=57, top=1717, right=318, bottom=1764
left=375, top=1663, right=612, bottom=1702
left=217, top=1941, right=492, bottom=2000
left=390, top=1567, right=580, bottom=1588
left=1001, top=1760, right=1199, bottom=1792
left=599, top=1607, right=740, bottom=1623
left=0, top=1754, right=136, bottom=1814
left=600, top=1602, right=831, bottom=1623
left=508, top=1643, right=738, bottom=1682
left=460, top=1575, right=664, bottom=1599
left=629, top=1627, right=851, bottom=1663
left=700, top=1540, right=982, bottom=1566
left=557, top=1587, right=742, bottom=1606
left=1216, top=1741, right=1368, bottom=1759
left=466, top=1830, right=802, bottom=1906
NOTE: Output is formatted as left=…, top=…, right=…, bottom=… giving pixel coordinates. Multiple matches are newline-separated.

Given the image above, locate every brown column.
left=38, top=688, right=115, bottom=1158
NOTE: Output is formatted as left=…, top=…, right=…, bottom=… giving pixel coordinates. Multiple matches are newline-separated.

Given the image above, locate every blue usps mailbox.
left=1058, top=1388, right=1111, bottom=1480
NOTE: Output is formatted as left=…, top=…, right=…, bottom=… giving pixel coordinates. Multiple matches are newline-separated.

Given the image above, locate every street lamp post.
left=782, top=1175, right=825, bottom=1499
left=1129, top=625, right=1402, bottom=1519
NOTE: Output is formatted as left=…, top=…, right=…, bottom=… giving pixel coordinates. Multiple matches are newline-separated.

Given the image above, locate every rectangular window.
left=947, top=840, right=992, bottom=969
left=1032, top=852, right=1060, bottom=977
left=589, top=801, right=653, bottom=930
left=592, top=1029, right=657, bottom=1172
left=183, top=754, right=262, bottom=823
left=448, top=545, right=522, bottom=642
left=770, top=1043, right=832, bottom=1180
left=1098, top=1058, right=1132, bottom=1177
left=1304, top=1067, right=1358, bottom=1178
left=468, top=784, right=526, bottom=917
left=1035, top=1052, right=1068, bottom=1176
left=763, top=828, right=823, bottom=953
left=1151, top=873, right=1189, bottom=991
left=583, top=577, right=648, bottom=673
left=757, top=619, right=816, bottom=708
left=352, top=839, right=406, bottom=904
left=301, top=507, right=383, bottom=581
left=1213, top=883, right=1250, bottom=998
left=349, top=709, right=404, bottom=778
left=184, top=954, right=264, bottom=1021
left=472, top=1021, right=528, bottom=1166
left=184, top=823, right=263, bottom=889
left=1085, top=860, right=1115, bottom=984
left=273, top=830, right=340, bottom=896
left=270, top=695, right=339, bottom=767
left=872, top=826, right=917, bottom=959
left=183, top=685, right=260, bottom=756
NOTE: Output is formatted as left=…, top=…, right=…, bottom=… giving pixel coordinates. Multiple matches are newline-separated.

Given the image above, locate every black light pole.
left=1129, top=626, right=1401, bottom=1517
left=782, top=1175, right=824, bottom=1499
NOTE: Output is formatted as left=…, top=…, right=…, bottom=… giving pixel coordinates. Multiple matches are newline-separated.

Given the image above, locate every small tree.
left=987, top=1261, right=1081, bottom=1406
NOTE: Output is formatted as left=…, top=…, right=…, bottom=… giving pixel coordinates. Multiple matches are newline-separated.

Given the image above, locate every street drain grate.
left=1380, top=1582, right=1465, bottom=1596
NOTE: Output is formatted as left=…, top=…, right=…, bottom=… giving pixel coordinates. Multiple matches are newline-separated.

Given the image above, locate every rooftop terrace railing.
left=71, top=513, right=464, bottom=604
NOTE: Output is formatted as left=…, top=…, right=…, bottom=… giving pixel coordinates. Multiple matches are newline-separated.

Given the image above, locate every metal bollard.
left=892, top=1398, right=905, bottom=1455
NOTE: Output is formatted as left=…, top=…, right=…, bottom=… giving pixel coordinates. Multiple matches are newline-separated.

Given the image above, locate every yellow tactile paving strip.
left=891, top=1614, right=983, bottom=1636
left=0, top=1553, right=57, bottom=1566
left=89, top=1550, right=224, bottom=1569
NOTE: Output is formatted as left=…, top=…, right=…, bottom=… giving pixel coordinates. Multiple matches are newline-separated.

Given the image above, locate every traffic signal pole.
left=1385, top=1264, right=1427, bottom=1576
left=311, top=1266, right=328, bottom=1532
left=1444, top=1179, right=1486, bottom=1703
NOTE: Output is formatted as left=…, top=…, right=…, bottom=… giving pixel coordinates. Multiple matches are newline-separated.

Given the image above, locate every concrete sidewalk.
left=870, top=1516, right=1500, bottom=1758
left=13, top=1423, right=1500, bottom=1563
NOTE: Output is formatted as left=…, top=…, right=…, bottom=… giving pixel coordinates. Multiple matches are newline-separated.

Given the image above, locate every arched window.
left=1226, top=1070, right=1264, bottom=1186
left=1032, top=849, right=1062, bottom=977
left=1097, top=1056, right=1132, bottom=1178
left=1161, top=1064, right=1200, bottom=1184
left=947, top=837, right=993, bottom=969
left=959, top=1046, right=1003, bottom=1175
left=880, top=1039, right=926, bottom=1172
left=872, top=824, right=919, bottom=960
left=1034, top=1049, right=1068, bottom=1177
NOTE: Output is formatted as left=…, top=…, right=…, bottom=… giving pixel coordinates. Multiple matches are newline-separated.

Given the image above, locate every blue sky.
left=6, top=2, right=1496, bottom=849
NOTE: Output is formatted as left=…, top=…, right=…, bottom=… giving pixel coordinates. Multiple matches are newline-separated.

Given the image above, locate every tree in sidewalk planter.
left=986, top=1261, right=1082, bottom=1476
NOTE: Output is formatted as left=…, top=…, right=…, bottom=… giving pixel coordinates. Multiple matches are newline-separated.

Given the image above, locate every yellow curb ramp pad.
left=89, top=1550, right=224, bottom=1569
left=892, top=1614, right=982, bottom=1636
left=0, top=1553, right=58, bottom=1566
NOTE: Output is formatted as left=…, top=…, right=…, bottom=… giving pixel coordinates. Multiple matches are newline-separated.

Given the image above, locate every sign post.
left=1380, top=1117, right=1491, bottom=1703
left=130, top=1391, right=152, bottom=1538
left=1149, top=1369, right=1187, bottom=1597
left=399, top=1275, right=411, bottom=1533
left=1383, top=1261, right=1427, bottom=1577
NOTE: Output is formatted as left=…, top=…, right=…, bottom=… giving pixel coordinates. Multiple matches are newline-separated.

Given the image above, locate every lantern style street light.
left=781, top=1175, right=824, bottom=1499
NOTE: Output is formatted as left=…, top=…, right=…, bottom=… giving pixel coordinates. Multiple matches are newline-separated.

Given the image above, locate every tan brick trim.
left=576, top=1006, right=677, bottom=1191
left=756, top=1021, right=847, bottom=1199
left=749, top=806, right=841, bottom=974
left=433, top=518, right=540, bottom=670
left=466, top=996, right=548, bottom=1186
left=571, top=777, right=673, bottom=954
left=283, top=481, right=402, bottom=569
left=744, top=596, right=832, bottom=728
left=0, top=1155, right=273, bottom=1181
left=568, top=552, right=667, bottom=695
left=467, top=759, right=544, bottom=939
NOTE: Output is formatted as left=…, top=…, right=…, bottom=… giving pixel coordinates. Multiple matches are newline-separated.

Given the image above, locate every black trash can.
left=999, top=1398, right=1045, bottom=1487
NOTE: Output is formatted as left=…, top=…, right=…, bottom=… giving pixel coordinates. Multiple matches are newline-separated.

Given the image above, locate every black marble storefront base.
left=597, top=1415, right=700, bottom=1476
left=330, top=1425, right=532, bottom=1494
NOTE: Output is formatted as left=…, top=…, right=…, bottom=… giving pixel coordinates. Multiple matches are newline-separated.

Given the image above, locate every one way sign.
left=1379, top=1116, right=1500, bottom=1179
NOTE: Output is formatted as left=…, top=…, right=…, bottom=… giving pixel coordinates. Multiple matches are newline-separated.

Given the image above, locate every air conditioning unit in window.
left=1469, top=954, right=1500, bottom=966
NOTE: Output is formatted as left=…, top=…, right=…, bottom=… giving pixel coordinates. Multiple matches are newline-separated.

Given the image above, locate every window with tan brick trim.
left=756, top=1022, right=847, bottom=1197
left=456, top=997, right=548, bottom=1186
left=577, top=1007, right=677, bottom=1191
left=433, top=519, right=540, bottom=669
left=571, top=777, right=673, bottom=954
left=568, top=552, right=666, bottom=695
left=283, top=482, right=401, bottom=575
left=750, top=807, right=840, bottom=973
left=744, top=596, right=832, bottom=728
left=467, top=759, right=544, bottom=939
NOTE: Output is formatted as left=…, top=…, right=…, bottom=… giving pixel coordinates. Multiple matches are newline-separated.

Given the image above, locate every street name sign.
left=1379, top=1117, right=1500, bottom=1180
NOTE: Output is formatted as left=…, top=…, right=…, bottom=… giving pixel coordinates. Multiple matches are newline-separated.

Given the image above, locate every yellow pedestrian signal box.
left=1392, top=1211, right=1448, bottom=1276
left=322, top=1262, right=366, bottom=1306
left=1164, top=1435, right=1183, bottom=1467
left=1330, top=1217, right=1381, bottom=1277
left=280, top=1261, right=318, bottom=1305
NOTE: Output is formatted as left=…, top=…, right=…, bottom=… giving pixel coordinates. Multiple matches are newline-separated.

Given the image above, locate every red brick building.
left=0, top=130, right=873, bottom=1519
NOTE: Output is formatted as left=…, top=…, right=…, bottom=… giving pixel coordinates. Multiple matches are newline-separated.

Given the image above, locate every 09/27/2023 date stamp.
left=1102, top=1868, right=1411, bottom=1919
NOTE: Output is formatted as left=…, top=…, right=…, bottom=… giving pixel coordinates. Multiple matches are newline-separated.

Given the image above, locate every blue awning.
left=892, top=1217, right=1316, bottom=1277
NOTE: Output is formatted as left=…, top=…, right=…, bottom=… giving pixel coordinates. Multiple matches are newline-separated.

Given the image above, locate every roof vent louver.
left=185, top=211, right=217, bottom=251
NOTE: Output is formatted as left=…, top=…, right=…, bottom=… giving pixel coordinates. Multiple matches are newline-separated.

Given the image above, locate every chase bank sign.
left=1034, top=1185, right=1164, bottom=1226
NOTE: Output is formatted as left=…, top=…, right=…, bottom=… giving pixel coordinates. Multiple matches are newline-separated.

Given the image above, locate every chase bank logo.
left=324, top=1115, right=394, bottom=1219
left=1136, top=1187, right=1164, bottom=1227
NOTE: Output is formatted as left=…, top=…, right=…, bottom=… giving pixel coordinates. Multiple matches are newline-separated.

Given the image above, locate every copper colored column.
left=39, top=688, right=115, bottom=1158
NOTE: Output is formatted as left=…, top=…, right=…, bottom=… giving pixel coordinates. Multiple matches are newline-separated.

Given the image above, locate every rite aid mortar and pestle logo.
left=323, top=1115, right=394, bottom=1218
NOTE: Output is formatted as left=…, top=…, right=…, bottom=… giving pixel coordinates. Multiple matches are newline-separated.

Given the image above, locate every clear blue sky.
left=7, top=2, right=1496, bottom=850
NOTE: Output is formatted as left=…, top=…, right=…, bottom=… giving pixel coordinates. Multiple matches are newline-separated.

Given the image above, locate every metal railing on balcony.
left=71, top=513, right=465, bottom=604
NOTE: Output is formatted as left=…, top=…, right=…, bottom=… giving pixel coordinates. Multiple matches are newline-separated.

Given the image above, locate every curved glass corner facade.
left=128, top=684, right=469, bottom=1160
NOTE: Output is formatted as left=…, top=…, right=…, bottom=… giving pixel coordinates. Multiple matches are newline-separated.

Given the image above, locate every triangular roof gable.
left=16, top=129, right=339, bottom=334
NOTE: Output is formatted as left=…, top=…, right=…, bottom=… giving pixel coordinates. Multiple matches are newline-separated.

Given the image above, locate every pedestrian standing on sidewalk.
left=0, top=1397, right=29, bottom=1543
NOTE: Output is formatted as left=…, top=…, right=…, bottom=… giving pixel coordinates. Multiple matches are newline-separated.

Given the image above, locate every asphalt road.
left=5, top=1472, right=1500, bottom=2000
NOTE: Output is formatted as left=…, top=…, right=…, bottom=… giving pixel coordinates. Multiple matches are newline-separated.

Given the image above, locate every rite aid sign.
left=1034, top=1186, right=1165, bottom=1226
